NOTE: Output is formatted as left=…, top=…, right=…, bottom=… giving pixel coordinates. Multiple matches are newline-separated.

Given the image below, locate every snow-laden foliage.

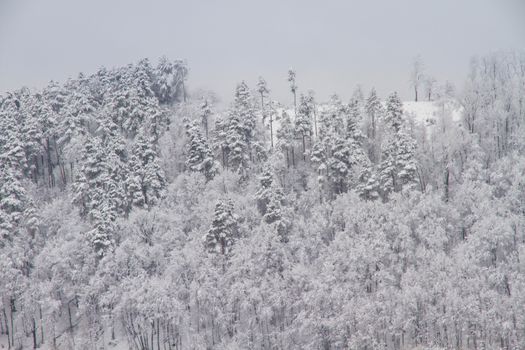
left=1, top=52, right=525, bottom=350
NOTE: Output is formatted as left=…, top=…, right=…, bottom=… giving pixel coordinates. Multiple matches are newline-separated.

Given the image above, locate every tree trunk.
left=260, top=94, right=265, bottom=123
left=444, top=166, right=450, bottom=202
left=182, top=79, right=186, bottom=102
left=2, top=307, right=10, bottom=350
left=302, top=135, right=306, bottom=161
left=40, top=306, right=44, bottom=346
left=270, top=115, right=273, bottom=149
left=46, top=138, right=55, bottom=187
left=293, top=92, right=297, bottom=116
left=32, top=317, right=37, bottom=349
left=10, top=298, right=15, bottom=348
left=313, top=105, right=318, bottom=138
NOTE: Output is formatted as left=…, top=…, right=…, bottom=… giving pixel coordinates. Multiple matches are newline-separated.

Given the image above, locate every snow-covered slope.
left=403, top=100, right=463, bottom=126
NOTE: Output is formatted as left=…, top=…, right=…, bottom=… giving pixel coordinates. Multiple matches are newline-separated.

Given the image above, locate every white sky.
left=0, top=0, right=524, bottom=105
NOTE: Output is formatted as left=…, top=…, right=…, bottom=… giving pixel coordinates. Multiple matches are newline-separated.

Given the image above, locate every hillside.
left=1, top=52, right=525, bottom=350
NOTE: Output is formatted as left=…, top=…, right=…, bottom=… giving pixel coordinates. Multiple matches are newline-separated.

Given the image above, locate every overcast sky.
left=0, top=0, right=524, bottom=105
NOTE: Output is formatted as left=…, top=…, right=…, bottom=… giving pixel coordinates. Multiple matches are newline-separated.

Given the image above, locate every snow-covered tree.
left=205, top=199, right=238, bottom=255
left=127, top=132, right=166, bottom=209
left=295, top=93, right=313, bottom=161
left=257, top=76, right=269, bottom=124
left=288, top=68, right=298, bottom=114
left=276, top=110, right=295, bottom=167
left=0, top=168, right=32, bottom=243
left=378, top=92, right=418, bottom=197
left=185, top=121, right=218, bottom=181
left=200, top=98, right=212, bottom=139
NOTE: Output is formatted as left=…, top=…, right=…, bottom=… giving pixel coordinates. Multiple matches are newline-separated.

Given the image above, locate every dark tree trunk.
left=32, top=317, right=37, bottom=349
left=2, top=307, right=10, bottom=350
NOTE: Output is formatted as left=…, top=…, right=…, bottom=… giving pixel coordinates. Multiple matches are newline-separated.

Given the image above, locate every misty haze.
left=1, top=1, right=525, bottom=350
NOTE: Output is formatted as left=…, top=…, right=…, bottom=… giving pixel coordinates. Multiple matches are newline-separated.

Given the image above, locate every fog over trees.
left=1, top=51, right=525, bottom=350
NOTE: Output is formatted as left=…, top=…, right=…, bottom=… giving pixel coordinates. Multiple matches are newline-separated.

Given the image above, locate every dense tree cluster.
left=1, top=52, right=525, bottom=350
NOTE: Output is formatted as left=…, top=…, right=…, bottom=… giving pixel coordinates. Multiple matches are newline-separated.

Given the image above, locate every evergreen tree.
left=88, top=191, right=116, bottom=257
left=154, top=56, right=176, bottom=104
left=356, top=167, right=380, bottom=200
left=127, top=132, right=166, bottom=209
left=201, top=99, right=212, bottom=139
left=276, top=110, right=295, bottom=167
left=346, top=99, right=365, bottom=143
left=326, top=94, right=346, bottom=136
left=310, top=140, right=328, bottom=180
left=225, top=108, right=250, bottom=173
left=295, top=93, right=313, bottom=161
left=378, top=92, right=418, bottom=198
left=256, top=169, right=276, bottom=215
left=73, top=135, right=128, bottom=220
left=0, top=94, right=28, bottom=174
left=0, top=168, right=30, bottom=242
left=384, top=91, right=404, bottom=133
left=219, top=81, right=257, bottom=175
left=328, top=137, right=354, bottom=195
left=185, top=121, right=218, bottom=181
left=73, top=137, right=108, bottom=218
left=205, top=199, right=238, bottom=255
left=365, top=88, right=383, bottom=141
left=311, top=108, right=335, bottom=188
left=257, top=77, right=269, bottom=124
left=328, top=136, right=368, bottom=196
left=234, top=81, right=256, bottom=147
left=288, top=69, right=298, bottom=114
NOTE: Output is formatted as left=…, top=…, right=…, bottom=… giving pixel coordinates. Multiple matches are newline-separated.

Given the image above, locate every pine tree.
left=201, top=99, right=212, bottom=139
left=356, top=166, right=380, bottom=200
left=154, top=56, right=176, bottom=104
left=0, top=94, right=28, bottom=174
left=256, top=169, right=276, bottom=215
left=0, top=167, right=30, bottom=242
left=234, top=81, right=256, bottom=147
left=220, top=81, right=257, bottom=175
left=73, top=137, right=109, bottom=218
left=295, top=93, right=313, bottom=161
left=328, top=137, right=353, bottom=195
left=326, top=95, right=346, bottom=137
left=346, top=99, right=365, bottom=143
left=225, top=108, right=250, bottom=173
left=365, top=88, right=382, bottom=140
left=172, top=60, right=189, bottom=102
left=288, top=69, right=298, bottom=114
left=310, top=140, right=328, bottom=179
left=256, top=168, right=289, bottom=240
left=378, top=92, right=418, bottom=198
left=185, top=121, right=218, bottom=181
left=127, top=133, right=166, bottom=209
left=205, top=199, right=238, bottom=255
left=257, top=77, right=269, bottom=124
left=276, top=110, right=295, bottom=168
left=311, top=108, right=335, bottom=188
left=384, top=92, right=404, bottom=133
left=88, top=191, right=116, bottom=257
left=213, top=113, right=230, bottom=169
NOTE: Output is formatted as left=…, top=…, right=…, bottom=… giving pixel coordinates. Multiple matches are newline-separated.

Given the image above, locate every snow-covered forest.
left=1, top=51, right=525, bottom=350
